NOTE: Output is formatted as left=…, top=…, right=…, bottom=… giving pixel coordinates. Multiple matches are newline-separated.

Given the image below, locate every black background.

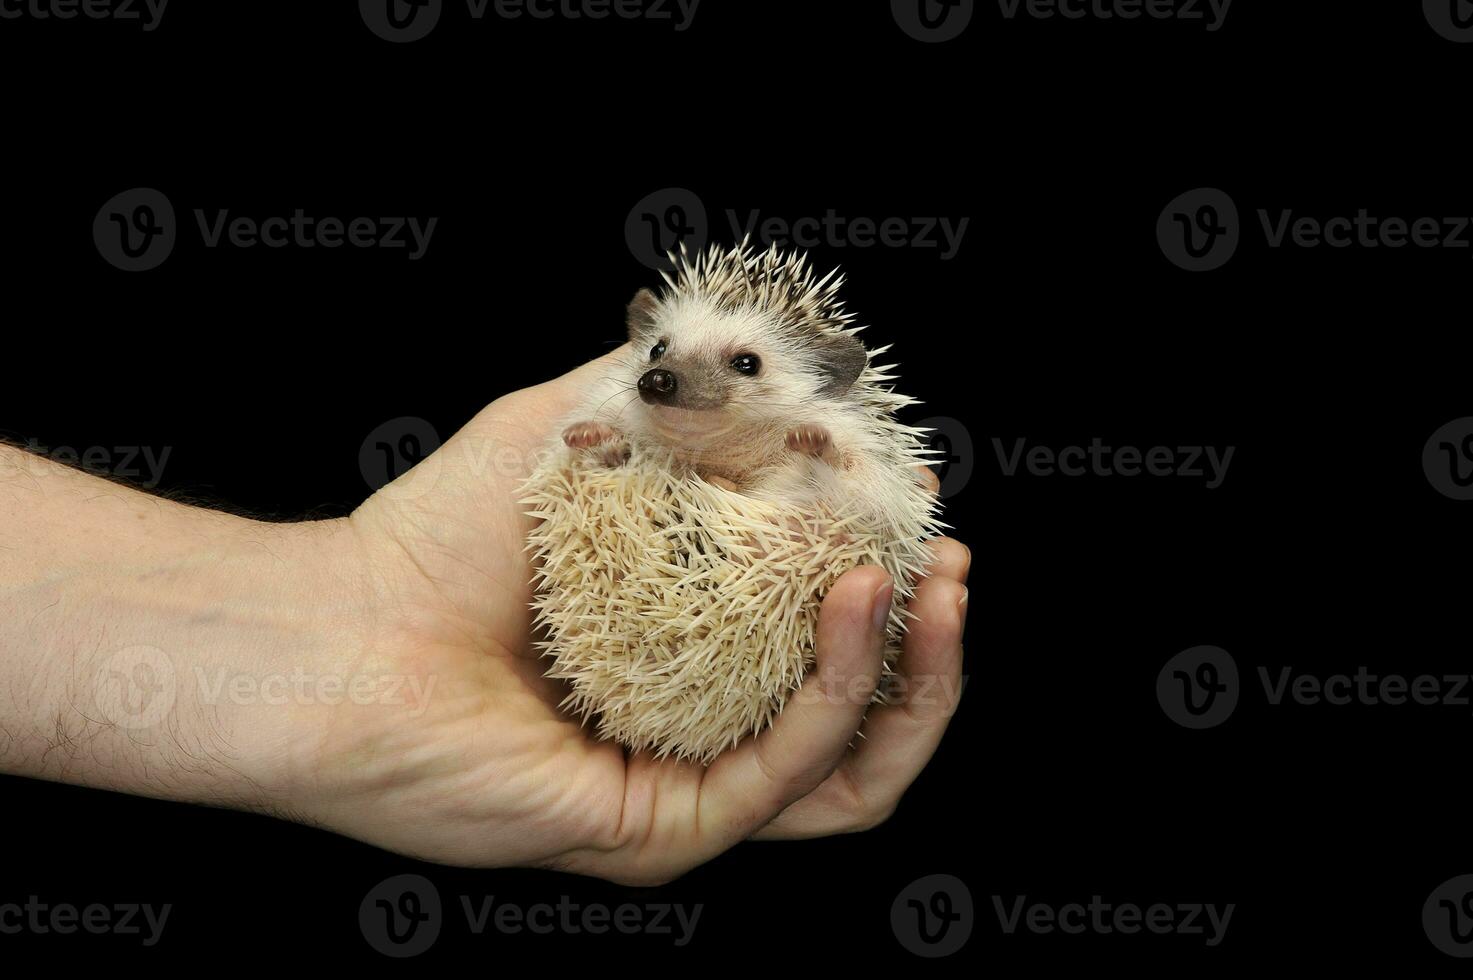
left=2, top=0, right=1470, bottom=968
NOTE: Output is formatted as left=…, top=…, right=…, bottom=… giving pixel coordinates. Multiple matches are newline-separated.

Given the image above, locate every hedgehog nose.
left=638, top=368, right=678, bottom=403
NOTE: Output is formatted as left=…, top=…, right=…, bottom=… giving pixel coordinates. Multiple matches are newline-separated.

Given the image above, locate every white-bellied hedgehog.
left=521, top=241, right=944, bottom=763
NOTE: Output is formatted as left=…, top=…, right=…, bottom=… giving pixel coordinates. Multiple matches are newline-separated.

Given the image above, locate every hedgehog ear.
left=626, top=288, right=659, bottom=340
left=814, top=330, right=868, bottom=395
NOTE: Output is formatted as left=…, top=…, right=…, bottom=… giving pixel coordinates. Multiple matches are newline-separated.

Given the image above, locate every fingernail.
left=871, top=581, right=894, bottom=633
left=958, top=587, right=968, bottom=608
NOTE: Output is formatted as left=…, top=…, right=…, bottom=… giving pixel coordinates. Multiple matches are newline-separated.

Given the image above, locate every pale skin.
left=0, top=345, right=968, bottom=885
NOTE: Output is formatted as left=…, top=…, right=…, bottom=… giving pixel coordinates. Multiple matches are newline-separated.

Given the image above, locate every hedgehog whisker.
left=591, top=384, right=639, bottom=419
left=611, top=390, right=643, bottom=420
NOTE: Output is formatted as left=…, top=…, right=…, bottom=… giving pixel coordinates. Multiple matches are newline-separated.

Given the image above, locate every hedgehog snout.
left=638, top=368, right=678, bottom=404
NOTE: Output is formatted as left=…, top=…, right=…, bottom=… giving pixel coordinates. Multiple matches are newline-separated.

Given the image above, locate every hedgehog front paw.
left=563, top=421, right=629, bottom=468
left=563, top=421, right=619, bottom=448
left=785, top=424, right=831, bottom=457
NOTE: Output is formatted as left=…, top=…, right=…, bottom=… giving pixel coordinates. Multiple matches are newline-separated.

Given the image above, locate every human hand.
left=298, top=346, right=969, bottom=882
left=0, top=347, right=968, bottom=886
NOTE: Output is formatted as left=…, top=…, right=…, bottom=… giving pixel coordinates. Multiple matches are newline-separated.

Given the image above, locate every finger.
left=536, top=343, right=635, bottom=407
left=912, top=463, right=941, bottom=496
left=924, top=536, right=971, bottom=584
left=486, top=343, right=636, bottom=430
left=694, top=565, right=892, bottom=850
left=751, top=569, right=966, bottom=840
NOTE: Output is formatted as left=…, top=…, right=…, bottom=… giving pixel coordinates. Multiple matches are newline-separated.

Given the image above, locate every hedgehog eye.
left=650, top=340, right=667, bottom=360
left=730, top=354, right=761, bottom=375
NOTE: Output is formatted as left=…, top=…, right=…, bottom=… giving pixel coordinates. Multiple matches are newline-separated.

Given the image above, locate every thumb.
left=519, top=342, right=635, bottom=421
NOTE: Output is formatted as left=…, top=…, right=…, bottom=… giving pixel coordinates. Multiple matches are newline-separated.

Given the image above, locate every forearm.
left=0, top=445, right=365, bottom=813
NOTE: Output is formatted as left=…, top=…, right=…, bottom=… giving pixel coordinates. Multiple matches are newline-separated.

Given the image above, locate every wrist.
left=1, top=501, right=372, bottom=817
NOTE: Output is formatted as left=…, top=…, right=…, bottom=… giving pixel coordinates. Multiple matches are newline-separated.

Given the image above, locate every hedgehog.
left=521, top=241, right=943, bottom=763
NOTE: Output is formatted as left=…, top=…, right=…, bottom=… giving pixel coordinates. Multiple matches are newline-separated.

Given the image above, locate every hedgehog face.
left=618, top=244, right=870, bottom=462
left=625, top=292, right=819, bottom=447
